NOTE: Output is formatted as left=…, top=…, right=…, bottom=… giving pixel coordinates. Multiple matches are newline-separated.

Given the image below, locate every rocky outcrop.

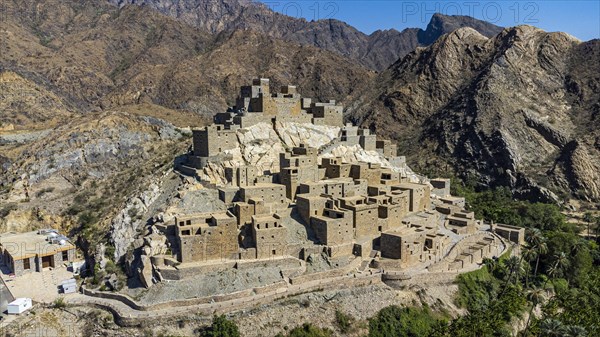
left=197, top=121, right=422, bottom=186
left=553, top=141, right=600, bottom=201
left=349, top=25, right=600, bottom=201
left=275, top=121, right=341, bottom=149
left=322, top=144, right=422, bottom=183
left=110, top=181, right=162, bottom=261
left=0, top=111, right=191, bottom=272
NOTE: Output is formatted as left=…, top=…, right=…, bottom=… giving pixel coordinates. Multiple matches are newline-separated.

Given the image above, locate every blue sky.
left=258, top=1, right=600, bottom=41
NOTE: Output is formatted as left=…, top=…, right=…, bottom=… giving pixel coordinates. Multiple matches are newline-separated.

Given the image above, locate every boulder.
left=139, top=255, right=154, bottom=288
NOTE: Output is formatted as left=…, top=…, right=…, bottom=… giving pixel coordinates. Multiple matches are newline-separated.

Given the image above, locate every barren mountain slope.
left=107, top=0, right=503, bottom=70
left=0, top=110, right=193, bottom=251
left=145, top=29, right=376, bottom=115
left=348, top=26, right=600, bottom=202
left=1, top=0, right=374, bottom=121
left=0, top=71, right=76, bottom=128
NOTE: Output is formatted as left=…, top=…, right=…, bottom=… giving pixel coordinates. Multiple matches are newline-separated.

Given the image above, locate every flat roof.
left=311, top=214, right=340, bottom=222
left=252, top=214, right=278, bottom=222
left=301, top=177, right=354, bottom=185
left=447, top=215, right=471, bottom=222
left=242, top=183, right=286, bottom=189
left=396, top=182, right=427, bottom=189
left=440, top=195, right=464, bottom=201
left=383, top=227, right=421, bottom=236
left=0, top=231, right=75, bottom=260
left=340, top=195, right=365, bottom=201
left=9, top=298, right=31, bottom=306
left=368, top=195, right=389, bottom=201
left=211, top=212, right=235, bottom=220
left=176, top=211, right=229, bottom=220
left=296, top=194, right=327, bottom=201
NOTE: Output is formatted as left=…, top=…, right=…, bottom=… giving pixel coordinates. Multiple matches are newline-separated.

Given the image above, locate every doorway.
left=41, top=255, right=54, bottom=268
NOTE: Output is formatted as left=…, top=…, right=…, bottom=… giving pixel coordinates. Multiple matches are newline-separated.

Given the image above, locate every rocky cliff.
left=348, top=26, right=600, bottom=202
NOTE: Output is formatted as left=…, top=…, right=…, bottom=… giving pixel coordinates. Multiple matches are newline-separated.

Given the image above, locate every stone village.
left=0, top=78, right=524, bottom=320
left=156, top=78, right=523, bottom=284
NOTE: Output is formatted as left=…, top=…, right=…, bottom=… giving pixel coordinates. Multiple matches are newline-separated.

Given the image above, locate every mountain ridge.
left=348, top=25, right=600, bottom=202
left=106, top=0, right=504, bottom=70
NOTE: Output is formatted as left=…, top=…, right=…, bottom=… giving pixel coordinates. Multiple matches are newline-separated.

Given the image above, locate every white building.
left=7, top=298, right=32, bottom=314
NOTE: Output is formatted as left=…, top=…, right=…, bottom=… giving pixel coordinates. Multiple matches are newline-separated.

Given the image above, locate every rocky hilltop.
left=107, top=0, right=503, bottom=70
left=348, top=26, right=600, bottom=202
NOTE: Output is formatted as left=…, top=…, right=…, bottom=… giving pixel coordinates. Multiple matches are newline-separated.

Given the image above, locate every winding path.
left=65, top=270, right=382, bottom=325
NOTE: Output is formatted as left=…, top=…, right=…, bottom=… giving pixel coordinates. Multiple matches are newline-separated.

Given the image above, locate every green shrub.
left=53, top=297, right=66, bottom=309
left=455, top=266, right=500, bottom=310
left=200, top=315, right=240, bottom=337
left=277, top=323, right=332, bottom=337
left=368, top=306, right=445, bottom=337
left=334, top=310, right=354, bottom=333
left=0, top=204, right=17, bottom=218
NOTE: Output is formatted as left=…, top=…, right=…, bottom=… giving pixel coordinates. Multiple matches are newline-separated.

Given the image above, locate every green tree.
left=542, top=268, right=600, bottom=336
left=562, top=325, right=587, bottom=337
left=524, top=286, right=546, bottom=333
left=507, top=256, right=524, bottom=285
left=539, top=319, right=565, bottom=337
left=526, top=228, right=548, bottom=279
left=548, top=252, right=570, bottom=282
left=200, top=315, right=240, bottom=337
left=521, top=246, right=538, bottom=288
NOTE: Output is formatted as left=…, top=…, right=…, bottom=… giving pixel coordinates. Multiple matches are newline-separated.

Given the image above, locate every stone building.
left=492, top=223, right=525, bottom=245
left=296, top=194, right=328, bottom=224
left=395, top=183, right=431, bottom=212
left=279, top=145, right=321, bottom=200
left=446, top=211, right=477, bottom=235
left=225, top=165, right=258, bottom=188
left=251, top=214, right=288, bottom=259
left=175, top=212, right=239, bottom=263
left=337, top=196, right=380, bottom=238
left=0, top=230, right=76, bottom=277
left=379, top=216, right=451, bottom=268
left=310, top=208, right=354, bottom=246
left=188, top=125, right=239, bottom=168
left=239, top=183, right=288, bottom=212
left=430, top=178, right=451, bottom=197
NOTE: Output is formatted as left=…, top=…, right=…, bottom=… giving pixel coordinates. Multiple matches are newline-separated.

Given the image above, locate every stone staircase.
left=428, top=231, right=505, bottom=272
left=318, top=138, right=341, bottom=155
left=358, top=260, right=371, bottom=272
